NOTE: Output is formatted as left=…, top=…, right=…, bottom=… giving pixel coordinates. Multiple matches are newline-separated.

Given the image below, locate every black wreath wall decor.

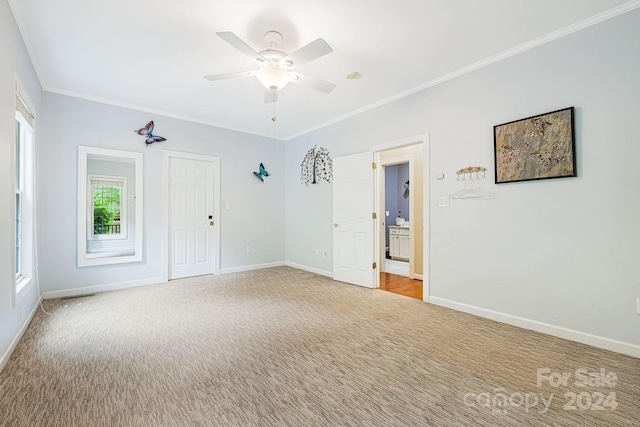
left=300, top=145, right=333, bottom=186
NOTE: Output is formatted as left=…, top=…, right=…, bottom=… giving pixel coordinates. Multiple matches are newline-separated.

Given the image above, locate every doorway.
left=383, top=162, right=410, bottom=278
left=372, top=135, right=428, bottom=301
left=163, top=150, right=221, bottom=281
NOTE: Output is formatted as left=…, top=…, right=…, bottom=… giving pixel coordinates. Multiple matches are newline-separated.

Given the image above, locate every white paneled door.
left=169, top=157, right=215, bottom=279
left=333, top=152, right=375, bottom=288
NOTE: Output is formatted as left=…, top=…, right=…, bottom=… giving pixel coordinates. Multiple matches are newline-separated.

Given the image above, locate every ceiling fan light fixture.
left=256, top=66, right=290, bottom=91
left=207, top=30, right=335, bottom=102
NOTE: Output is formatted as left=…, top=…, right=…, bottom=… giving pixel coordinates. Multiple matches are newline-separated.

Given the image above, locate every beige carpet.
left=0, top=266, right=638, bottom=426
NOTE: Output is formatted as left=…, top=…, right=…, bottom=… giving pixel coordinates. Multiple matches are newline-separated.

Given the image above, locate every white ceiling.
left=8, top=0, right=638, bottom=140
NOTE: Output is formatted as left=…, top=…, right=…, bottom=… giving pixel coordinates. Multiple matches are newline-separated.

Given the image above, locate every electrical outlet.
left=17, top=306, right=21, bottom=322
left=246, top=246, right=252, bottom=254
left=438, top=196, right=450, bottom=207
left=225, top=202, right=231, bottom=210
left=636, top=298, right=640, bottom=315
left=323, top=249, right=328, bottom=257
left=315, top=248, right=319, bottom=256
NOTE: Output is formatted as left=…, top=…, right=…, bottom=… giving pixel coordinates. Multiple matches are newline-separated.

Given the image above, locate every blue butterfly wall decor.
left=135, top=121, right=166, bottom=146
left=253, top=163, right=269, bottom=182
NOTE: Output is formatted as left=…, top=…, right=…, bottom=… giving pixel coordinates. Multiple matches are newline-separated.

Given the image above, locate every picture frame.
left=493, top=107, right=576, bottom=184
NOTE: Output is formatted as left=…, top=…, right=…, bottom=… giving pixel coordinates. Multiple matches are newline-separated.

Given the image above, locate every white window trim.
left=88, top=174, right=128, bottom=241
left=12, top=73, right=36, bottom=305
left=15, top=191, right=21, bottom=279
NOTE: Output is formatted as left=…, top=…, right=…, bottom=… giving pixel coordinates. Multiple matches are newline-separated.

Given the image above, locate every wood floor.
left=379, top=272, right=422, bottom=300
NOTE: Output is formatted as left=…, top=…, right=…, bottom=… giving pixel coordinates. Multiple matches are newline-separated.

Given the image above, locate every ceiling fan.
left=204, top=31, right=336, bottom=103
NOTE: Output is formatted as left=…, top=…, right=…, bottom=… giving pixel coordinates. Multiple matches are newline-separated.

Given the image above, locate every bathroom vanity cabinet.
left=388, top=226, right=410, bottom=261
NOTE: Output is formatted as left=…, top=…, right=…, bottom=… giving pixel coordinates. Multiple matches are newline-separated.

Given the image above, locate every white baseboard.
left=430, top=297, right=640, bottom=359
left=42, top=277, right=163, bottom=300
left=285, top=261, right=333, bottom=278
left=219, top=261, right=285, bottom=275
left=413, top=274, right=423, bottom=280
left=0, top=295, right=41, bottom=374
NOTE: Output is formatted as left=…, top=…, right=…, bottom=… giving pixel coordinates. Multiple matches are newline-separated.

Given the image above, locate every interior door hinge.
left=372, top=212, right=377, bottom=219
left=372, top=162, right=377, bottom=169
left=372, top=262, right=377, bottom=269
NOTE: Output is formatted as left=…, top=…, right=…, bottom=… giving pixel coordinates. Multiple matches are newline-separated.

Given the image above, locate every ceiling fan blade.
left=204, top=70, right=257, bottom=81
left=291, top=73, right=336, bottom=94
left=264, top=90, right=278, bottom=104
left=216, top=31, right=265, bottom=61
left=283, top=38, right=332, bottom=66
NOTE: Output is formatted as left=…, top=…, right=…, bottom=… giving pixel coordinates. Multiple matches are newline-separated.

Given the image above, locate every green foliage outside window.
left=93, top=185, right=121, bottom=235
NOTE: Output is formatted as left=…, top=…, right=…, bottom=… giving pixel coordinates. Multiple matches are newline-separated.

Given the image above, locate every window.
left=14, top=80, right=35, bottom=300
left=15, top=120, right=21, bottom=277
left=89, top=175, right=127, bottom=240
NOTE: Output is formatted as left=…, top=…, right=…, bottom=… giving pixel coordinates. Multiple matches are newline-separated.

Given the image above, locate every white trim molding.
left=285, top=261, right=333, bottom=278
left=369, top=133, right=430, bottom=301
left=220, top=261, right=286, bottom=275
left=430, top=297, right=640, bottom=359
left=0, top=295, right=41, bottom=373
left=42, top=277, right=163, bottom=300
left=284, top=1, right=640, bottom=140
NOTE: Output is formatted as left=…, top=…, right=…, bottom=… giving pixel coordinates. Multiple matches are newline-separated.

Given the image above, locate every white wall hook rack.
left=449, top=166, right=497, bottom=199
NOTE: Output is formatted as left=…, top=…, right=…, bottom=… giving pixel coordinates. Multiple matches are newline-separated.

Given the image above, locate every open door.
left=332, top=152, right=375, bottom=288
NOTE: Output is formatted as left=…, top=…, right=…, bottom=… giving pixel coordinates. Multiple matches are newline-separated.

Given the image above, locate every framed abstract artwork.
left=493, top=107, right=576, bottom=184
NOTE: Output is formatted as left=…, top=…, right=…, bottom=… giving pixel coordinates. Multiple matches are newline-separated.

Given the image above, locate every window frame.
left=88, top=174, right=128, bottom=241
left=15, top=119, right=22, bottom=281
left=13, top=75, right=36, bottom=304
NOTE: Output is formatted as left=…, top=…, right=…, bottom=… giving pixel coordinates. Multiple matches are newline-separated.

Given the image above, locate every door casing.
left=371, top=133, right=430, bottom=302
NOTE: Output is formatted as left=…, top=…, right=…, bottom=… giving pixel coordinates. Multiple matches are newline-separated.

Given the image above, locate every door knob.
left=333, top=223, right=338, bottom=228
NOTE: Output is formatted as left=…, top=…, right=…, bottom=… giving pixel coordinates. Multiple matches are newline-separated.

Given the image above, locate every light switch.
left=385, top=211, right=390, bottom=217
left=225, top=202, right=231, bottom=210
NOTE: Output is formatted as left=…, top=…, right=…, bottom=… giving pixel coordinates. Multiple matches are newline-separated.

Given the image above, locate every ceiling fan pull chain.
left=272, top=102, right=277, bottom=145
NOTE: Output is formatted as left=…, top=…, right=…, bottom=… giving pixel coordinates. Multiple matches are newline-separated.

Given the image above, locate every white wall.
left=285, top=140, right=334, bottom=275
left=285, top=10, right=640, bottom=348
left=38, top=93, right=285, bottom=294
left=0, top=0, right=42, bottom=365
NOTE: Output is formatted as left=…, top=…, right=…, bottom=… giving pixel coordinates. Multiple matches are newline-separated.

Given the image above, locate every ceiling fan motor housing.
left=264, top=31, right=283, bottom=47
